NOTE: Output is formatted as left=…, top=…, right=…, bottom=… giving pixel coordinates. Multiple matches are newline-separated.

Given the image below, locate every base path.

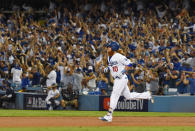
left=0, top=117, right=195, bottom=127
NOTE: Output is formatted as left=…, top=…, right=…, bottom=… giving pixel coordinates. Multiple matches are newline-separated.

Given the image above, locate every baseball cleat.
left=98, top=115, right=112, bottom=122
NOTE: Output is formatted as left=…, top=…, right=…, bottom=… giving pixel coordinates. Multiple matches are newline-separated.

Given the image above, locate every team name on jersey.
left=109, top=61, right=118, bottom=66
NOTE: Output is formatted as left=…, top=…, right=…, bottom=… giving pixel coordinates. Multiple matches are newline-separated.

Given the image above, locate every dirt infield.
left=0, top=117, right=195, bottom=127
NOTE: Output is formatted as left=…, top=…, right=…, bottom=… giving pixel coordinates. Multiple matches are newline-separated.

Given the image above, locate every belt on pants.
left=114, top=75, right=127, bottom=79
left=114, top=76, right=121, bottom=79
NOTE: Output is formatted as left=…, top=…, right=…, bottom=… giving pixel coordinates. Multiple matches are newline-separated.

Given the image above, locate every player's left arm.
left=125, top=65, right=131, bottom=71
left=120, top=56, right=133, bottom=74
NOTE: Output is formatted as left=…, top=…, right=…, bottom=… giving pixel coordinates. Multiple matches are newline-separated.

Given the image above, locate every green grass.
left=0, top=110, right=195, bottom=117
left=0, top=127, right=195, bottom=131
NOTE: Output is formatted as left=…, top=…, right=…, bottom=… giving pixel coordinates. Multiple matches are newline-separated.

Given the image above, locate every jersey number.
left=112, top=66, right=118, bottom=72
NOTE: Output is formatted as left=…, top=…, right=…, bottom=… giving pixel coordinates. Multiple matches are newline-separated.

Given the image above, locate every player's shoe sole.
left=98, top=117, right=112, bottom=122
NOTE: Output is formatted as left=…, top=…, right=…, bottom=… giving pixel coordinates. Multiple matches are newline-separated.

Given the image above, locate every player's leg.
left=110, top=78, right=128, bottom=111
left=99, top=78, right=126, bottom=122
left=122, top=84, right=152, bottom=100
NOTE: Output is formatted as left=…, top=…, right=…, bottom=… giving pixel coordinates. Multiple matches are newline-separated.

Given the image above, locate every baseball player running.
left=99, top=42, right=154, bottom=122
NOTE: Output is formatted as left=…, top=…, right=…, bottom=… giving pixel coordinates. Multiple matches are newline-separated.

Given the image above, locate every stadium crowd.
left=0, top=0, right=194, bottom=98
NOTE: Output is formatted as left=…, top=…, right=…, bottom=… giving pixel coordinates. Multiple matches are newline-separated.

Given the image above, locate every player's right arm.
left=120, top=55, right=132, bottom=66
